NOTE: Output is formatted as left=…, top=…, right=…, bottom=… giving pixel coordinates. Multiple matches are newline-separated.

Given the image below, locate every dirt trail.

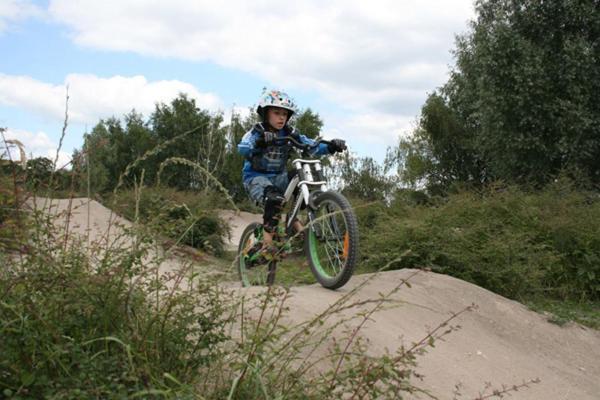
left=26, top=197, right=203, bottom=286
left=219, top=208, right=262, bottom=251
left=280, top=271, right=600, bottom=399
left=30, top=198, right=600, bottom=399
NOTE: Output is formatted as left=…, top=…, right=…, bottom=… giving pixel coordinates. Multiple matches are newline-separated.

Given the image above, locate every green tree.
left=387, top=94, right=488, bottom=193
left=77, top=112, right=154, bottom=193
left=334, top=152, right=395, bottom=201
left=447, top=0, right=600, bottom=185
left=150, top=94, right=214, bottom=189
left=220, top=109, right=255, bottom=202
left=294, top=108, right=323, bottom=139
left=394, top=0, right=600, bottom=191
left=25, top=157, right=54, bottom=191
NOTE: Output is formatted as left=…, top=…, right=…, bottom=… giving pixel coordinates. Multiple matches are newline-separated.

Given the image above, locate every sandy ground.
left=28, top=197, right=600, bottom=399
left=25, top=197, right=204, bottom=286
left=277, top=271, right=600, bottom=399
left=219, top=208, right=262, bottom=251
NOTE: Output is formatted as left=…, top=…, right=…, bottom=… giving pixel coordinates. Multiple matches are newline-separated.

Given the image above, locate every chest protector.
left=250, top=125, right=296, bottom=173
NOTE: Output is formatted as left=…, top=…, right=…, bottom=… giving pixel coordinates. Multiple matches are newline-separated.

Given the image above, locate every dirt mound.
left=29, top=198, right=600, bottom=399
left=276, top=270, right=600, bottom=399
left=219, top=209, right=262, bottom=251
left=26, top=197, right=202, bottom=286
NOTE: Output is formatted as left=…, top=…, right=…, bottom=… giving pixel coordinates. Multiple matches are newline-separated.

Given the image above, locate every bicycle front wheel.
left=304, top=191, right=359, bottom=289
left=238, top=222, right=277, bottom=287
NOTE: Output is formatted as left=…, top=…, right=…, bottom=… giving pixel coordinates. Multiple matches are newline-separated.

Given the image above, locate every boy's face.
left=267, top=107, right=289, bottom=130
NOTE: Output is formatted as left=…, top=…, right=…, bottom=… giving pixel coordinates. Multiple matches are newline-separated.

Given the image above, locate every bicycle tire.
left=304, top=191, right=359, bottom=289
left=238, top=222, right=277, bottom=287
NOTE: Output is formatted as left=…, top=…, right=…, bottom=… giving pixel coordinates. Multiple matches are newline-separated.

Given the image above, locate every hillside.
left=21, top=197, right=600, bottom=399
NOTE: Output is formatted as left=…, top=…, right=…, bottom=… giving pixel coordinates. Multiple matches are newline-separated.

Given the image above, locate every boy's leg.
left=244, top=175, right=284, bottom=248
left=262, top=172, right=289, bottom=246
left=262, top=186, right=285, bottom=245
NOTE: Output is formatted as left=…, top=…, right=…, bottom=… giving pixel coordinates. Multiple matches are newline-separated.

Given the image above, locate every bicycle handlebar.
left=274, top=135, right=332, bottom=151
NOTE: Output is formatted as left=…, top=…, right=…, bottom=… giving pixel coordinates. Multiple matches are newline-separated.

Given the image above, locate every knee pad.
left=263, top=186, right=285, bottom=208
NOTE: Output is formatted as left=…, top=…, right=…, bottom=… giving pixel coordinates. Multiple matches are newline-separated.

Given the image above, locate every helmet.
left=256, top=88, right=298, bottom=120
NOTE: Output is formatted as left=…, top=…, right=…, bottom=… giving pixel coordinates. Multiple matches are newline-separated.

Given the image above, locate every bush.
left=0, top=205, right=456, bottom=399
left=0, top=218, right=232, bottom=399
left=107, top=187, right=230, bottom=255
left=0, top=167, right=29, bottom=252
left=360, top=181, right=600, bottom=301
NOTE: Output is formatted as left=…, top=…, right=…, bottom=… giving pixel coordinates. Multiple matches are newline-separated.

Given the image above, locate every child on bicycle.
left=237, top=88, right=347, bottom=253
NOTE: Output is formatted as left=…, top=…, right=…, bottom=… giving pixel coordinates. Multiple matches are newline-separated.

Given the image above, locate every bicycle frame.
left=283, top=158, right=327, bottom=232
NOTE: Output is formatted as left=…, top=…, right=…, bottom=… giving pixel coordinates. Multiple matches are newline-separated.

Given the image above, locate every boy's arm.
left=237, top=130, right=261, bottom=158
left=296, top=131, right=331, bottom=156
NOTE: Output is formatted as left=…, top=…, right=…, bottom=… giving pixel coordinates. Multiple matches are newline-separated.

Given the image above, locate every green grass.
left=526, top=298, right=600, bottom=329
left=272, top=255, right=317, bottom=286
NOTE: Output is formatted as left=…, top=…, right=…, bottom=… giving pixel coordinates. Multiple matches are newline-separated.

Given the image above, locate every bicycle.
left=237, top=136, right=359, bottom=290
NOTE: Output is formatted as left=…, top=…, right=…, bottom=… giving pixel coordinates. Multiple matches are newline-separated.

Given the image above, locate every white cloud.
left=0, top=73, right=222, bottom=124
left=0, top=0, right=43, bottom=34
left=47, top=0, right=474, bottom=122
left=323, top=112, right=416, bottom=148
left=3, top=128, right=71, bottom=168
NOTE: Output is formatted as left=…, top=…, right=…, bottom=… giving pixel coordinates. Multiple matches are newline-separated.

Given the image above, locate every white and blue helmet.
left=256, top=88, right=298, bottom=120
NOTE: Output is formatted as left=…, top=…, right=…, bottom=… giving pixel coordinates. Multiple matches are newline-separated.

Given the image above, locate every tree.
left=25, top=157, right=54, bottom=191
left=387, top=93, right=488, bottom=193
left=219, top=109, right=255, bottom=202
left=333, top=152, right=395, bottom=201
left=447, top=0, right=600, bottom=185
left=294, top=108, right=323, bottom=139
left=76, top=111, right=155, bottom=194
left=393, top=0, right=600, bottom=192
left=151, top=94, right=214, bottom=189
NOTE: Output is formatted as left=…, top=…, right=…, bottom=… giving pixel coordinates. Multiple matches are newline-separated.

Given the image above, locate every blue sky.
left=1, top=0, right=475, bottom=168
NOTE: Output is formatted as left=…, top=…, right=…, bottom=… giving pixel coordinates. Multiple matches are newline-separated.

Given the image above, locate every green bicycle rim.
left=308, top=216, right=345, bottom=279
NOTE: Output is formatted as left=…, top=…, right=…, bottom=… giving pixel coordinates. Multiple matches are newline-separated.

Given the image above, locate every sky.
left=0, top=0, right=475, bottom=168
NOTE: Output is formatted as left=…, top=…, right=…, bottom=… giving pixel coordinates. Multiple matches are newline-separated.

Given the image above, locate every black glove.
left=328, top=139, right=347, bottom=153
left=255, top=131, right=278, bottom=148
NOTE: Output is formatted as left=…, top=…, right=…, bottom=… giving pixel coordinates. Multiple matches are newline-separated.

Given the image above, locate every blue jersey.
left=237, top=123, right=331, bottom=183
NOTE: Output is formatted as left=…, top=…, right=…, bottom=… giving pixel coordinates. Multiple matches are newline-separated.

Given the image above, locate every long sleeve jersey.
left=237, top=123, right=331, bottom=183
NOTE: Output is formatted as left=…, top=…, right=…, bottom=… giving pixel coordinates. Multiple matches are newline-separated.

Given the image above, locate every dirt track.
left=29, top=198, right=600, bottom=399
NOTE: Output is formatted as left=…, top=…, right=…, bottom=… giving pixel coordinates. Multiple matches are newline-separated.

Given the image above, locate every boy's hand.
left=256, top=131, right=277, bottom=148
left=328, top=139, right=347, bottom=153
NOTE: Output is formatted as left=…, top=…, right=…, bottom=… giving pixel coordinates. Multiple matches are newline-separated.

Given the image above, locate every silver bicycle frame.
left=284, top=158, right=327, bottom=230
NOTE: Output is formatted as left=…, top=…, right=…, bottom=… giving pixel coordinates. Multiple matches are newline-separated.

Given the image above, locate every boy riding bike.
left=237, top=89, right=347, bottom=257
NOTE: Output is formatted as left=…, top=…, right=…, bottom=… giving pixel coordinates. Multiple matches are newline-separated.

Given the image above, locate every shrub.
left=0, top=216, right=233, bottom=399
left=107, top=187, right=230, bottom=255
left=0, top=206, right=465, bottom=399
left=0, top=166, right=29, bottom=252
left=360, top=181, right=600, bottom=301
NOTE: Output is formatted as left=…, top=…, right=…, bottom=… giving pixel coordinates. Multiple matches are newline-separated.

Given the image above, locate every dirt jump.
left=29, top=197, right=600, bottom=399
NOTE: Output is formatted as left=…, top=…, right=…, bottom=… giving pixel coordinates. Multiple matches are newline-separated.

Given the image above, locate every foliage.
left=0, top=216, right=233, bottom=399
left=108, top=187, right=231, bottom=256
left=331, top=152, right=396, bottom=201
left=359, top=179, right=600, bottom=302
left=0, top=187, right=473, bottom=399
left=390, top=0, right=600, bottom=191
left=527, top=297, right=600, bottom=329
left=0, top=135, right=29, bottom=252
left=387, top=94, right=486, bottom=194
left=451, top=0, right=600, bottom=185
left=219, top=109, right=254, bottom=202
left=74, top=99, right=333, bottom=203
left=294, top=108, right=323, bottom=139
left=0, top=173, right=27, bottom=252
left=25, top=157, right=54, bottom=191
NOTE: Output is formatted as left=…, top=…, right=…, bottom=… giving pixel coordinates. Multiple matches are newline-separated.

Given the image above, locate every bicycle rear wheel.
left=304, top=191, right=359, bottom=289
left=238, top=222, right=277, bottom=286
